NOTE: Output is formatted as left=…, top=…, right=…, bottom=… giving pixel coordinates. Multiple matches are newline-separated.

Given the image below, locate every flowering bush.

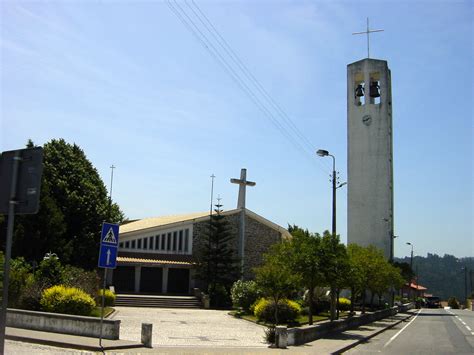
left=230, top=280, right=261, bottom=312
left=40, top=285, right=96, bottom=316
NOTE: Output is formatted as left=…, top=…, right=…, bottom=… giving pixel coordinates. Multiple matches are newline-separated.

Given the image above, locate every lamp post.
left=316, top=149, right=346, bottom=237
left=406, top=242, right=414, bottom=300
left=317, top=149, right=346, bottom=321
left=406, top=242, right=413, bottom=272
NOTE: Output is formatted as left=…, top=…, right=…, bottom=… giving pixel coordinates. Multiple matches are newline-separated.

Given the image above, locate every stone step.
left=115, top=295, right=201, bottom=308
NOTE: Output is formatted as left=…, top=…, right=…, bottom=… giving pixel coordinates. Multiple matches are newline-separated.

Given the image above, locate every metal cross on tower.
left=352, top=18, right=384, bottom=58
left=230, top=168, right=256, bottom=279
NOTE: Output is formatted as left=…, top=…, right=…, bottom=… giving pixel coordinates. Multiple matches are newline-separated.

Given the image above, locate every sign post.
left=0, top=147, right=43, bottom=354
left=98, top=222, right=119, bottom=349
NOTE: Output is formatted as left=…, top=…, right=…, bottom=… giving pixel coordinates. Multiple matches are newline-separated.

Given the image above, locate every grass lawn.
left=230, top=311, right=331, bottom=327
left=90, top=306, right=114, bottom=318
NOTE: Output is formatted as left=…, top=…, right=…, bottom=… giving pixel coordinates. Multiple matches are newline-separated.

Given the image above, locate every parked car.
left=425, top=296, right=441, bottom=308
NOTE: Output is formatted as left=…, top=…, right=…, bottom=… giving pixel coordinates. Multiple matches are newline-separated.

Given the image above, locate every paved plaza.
left=110, top=307, right=269, bottom=348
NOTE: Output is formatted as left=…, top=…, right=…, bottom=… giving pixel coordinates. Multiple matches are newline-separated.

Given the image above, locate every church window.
left=162, top=234, right=166, bottom=250
left=125, top=241, right=130, bottom=248
left=173, top=231, right=178, bottom=251
left=137, top=239, right=142, bottom=249
left=154, top=235, right=159, bottom=250
left=179, top=230, right=183, bottom=252
left=167, top=233, right=172, bottom=251
left=184, top=229, right=189, bottom=253
left=131, top=240, right=136, bottom=249
left=143, top=237, right=147, bottom=249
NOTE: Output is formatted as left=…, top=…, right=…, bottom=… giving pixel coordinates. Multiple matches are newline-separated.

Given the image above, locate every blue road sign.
left=98, top=222, right=120, bottom=269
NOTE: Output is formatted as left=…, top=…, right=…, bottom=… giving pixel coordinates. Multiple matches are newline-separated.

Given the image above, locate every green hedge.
left=40, top=285, right=96, bottom=316
left=254, top=298, right=301, bottom=324
left=97, top=289, right=116, bottom=307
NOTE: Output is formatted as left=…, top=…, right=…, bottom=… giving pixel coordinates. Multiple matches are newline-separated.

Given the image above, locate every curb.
left=6, top=334, right=145, bottom=352
left=330, top=312, right=414, bottom=354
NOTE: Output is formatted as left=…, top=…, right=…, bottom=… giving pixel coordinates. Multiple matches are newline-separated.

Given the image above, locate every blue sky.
left=1, top=0, right=472, bottom=258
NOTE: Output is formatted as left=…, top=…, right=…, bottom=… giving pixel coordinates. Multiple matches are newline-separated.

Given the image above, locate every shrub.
left=338, top=297, right=351, bottom=311
left=18, top=275, right=46, bottom=311
left=209, top=283, right=232, bottom=308
left=254, top=298, right=301, bottom=324
left=61, top=265, right=100, bottom=298
left=97, top=289, right=116, bottom=307
left=447, top=297, right=460, bottom=309
left=40, top=285, right=96, bottom=316
left=230, top=280, right=261, bottom=312
left=35, top=257, right=63, bottom=287
left=264, top=326, right=276, bottom=344
left=8, top=257, right=32, bottom=308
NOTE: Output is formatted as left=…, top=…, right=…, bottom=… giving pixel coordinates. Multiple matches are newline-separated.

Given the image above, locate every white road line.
left=384, top=309, right=422, bottom=348
left=450, top=312, right=472, bottom=335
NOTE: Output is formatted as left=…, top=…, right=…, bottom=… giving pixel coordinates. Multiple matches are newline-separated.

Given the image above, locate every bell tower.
left=347, top=58, right=393, bottom=260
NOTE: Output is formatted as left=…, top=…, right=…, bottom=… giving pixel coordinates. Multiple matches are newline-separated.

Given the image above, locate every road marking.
left=384, top=309, right=422, bottom=348
left=450, top=312, right=473, bottom=336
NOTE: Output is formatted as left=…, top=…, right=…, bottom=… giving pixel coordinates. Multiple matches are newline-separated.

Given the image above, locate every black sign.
left=0, top=147, right=44, bottom=214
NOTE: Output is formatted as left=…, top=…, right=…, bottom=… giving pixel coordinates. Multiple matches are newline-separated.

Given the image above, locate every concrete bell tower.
left=347, top=58, right=393, bottom=260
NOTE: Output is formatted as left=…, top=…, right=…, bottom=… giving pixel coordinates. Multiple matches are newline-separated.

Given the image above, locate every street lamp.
left=316, top=149, right=346, bottom=237
left=406, top=242, right=413, bottom=272
left=316, top=149, right=346, bottom=321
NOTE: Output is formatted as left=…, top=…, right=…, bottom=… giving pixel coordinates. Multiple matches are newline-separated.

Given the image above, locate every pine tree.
left=196, top=202, right=239, bottom=307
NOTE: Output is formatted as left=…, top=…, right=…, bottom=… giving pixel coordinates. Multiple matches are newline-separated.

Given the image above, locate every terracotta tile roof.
left=117, top=251, right=195, bottom=266
left=119, top=208, right=292, bottom=239
left=407, top=282, right=427, bottom=291
left=117, top=256, right=193, bottom=266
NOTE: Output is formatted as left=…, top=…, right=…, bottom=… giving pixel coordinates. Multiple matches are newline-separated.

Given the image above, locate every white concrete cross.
left=352, top=17, right=384, bottom=58
left=230, top=168, right=256, bottom=209
left=230, top=168, right=256, bottom=279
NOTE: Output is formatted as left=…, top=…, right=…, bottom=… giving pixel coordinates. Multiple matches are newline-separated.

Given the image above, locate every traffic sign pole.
left=99, top=268, right=107, bottom=349
left=0, top=151, right=21, bottom=355
left=97, top=222, right=119, bottom=350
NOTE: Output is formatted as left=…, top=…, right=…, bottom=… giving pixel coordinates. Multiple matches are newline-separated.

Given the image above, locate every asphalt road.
left=346, top=308, right=474, bottom=354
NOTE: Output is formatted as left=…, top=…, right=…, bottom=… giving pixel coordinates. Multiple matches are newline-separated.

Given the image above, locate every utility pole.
left=108, top=165, right=115, bottom=220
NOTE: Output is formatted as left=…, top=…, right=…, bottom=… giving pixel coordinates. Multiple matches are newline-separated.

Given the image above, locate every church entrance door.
left=140, top=267, right=163, bottom=293
left=113, top=266, right=135, bottom=293
left=167, top=268, right=189, bottom=294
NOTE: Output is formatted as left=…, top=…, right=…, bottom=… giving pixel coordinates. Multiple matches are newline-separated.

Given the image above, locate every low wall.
left=7, top=308, right=120, bottom=340
left=287, top=307, right=398, bottom=346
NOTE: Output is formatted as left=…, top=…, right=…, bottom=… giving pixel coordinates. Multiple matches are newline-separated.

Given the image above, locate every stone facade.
left=192, top=211, right=283, bottom=280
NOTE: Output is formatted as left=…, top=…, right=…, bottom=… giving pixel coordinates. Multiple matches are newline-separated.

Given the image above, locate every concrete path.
left=4, top=309, right=416, bottom=354
left=111, top=306, right=268, bottom=348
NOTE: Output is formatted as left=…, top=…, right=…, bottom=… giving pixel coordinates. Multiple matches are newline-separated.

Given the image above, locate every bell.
left=355, top=84, right=364, bottom=97
left=370, top=81, right=380, bottom=98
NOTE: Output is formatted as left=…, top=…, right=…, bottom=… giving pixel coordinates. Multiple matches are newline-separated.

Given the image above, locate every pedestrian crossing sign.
left=98, top=222, right=120, bottom=269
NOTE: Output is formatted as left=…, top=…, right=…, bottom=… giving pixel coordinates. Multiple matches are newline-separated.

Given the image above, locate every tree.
left=346, top=244, right=365, bottom=314
left=319, top=230, right=347, bottom=321
left=287, top=226, right=323, bottom=325
left=1, top=139, right=124, bottom=269
left=196, top=203, right=239, bottom=307
left=254, top=242, right=300, bottom=325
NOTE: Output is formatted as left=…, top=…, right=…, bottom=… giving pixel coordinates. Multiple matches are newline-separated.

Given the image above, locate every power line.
left=166, top=0, right=332, bottom=176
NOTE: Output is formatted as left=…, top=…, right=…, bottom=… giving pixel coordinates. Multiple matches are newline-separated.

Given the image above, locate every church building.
left=110, top=207, right=290, bottom=294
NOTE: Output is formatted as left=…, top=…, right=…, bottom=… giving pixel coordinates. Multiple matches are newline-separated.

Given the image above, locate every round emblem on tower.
left=362, top=114, right=372, bottom=126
